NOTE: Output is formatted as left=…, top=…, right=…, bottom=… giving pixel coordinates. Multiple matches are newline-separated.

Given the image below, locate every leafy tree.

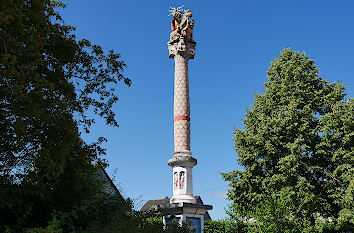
left=222, top=48, right=353, bottom=232
left=0, top=0, right=131, bottom=230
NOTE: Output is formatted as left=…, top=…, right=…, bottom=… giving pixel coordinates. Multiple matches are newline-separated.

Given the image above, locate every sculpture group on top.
left=168, top=6, right=194, bottom=42
left=168, top=6, right=196, bottom=59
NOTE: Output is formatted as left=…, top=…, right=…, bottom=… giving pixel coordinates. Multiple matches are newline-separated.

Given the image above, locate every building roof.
left=96, top=163, right=123, bottom=199
left=140, top=196, right=171, bottom=211
left=140, top=196, right=212, bottom=221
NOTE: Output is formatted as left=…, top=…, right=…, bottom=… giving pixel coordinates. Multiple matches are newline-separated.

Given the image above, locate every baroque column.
left=158, top=7, right=212, bottom=233
left=167, top=8, right=197, bottom=204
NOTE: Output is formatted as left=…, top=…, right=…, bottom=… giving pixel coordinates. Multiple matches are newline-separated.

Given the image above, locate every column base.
left=170, top=194, right=196, bottom=204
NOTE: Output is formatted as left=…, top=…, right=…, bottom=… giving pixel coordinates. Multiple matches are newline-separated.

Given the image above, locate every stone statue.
left=167, top=6, right=196, bottom=59
left=168, top=6, right=195, bottom=42
left=169, top=6, right=182, bottom=30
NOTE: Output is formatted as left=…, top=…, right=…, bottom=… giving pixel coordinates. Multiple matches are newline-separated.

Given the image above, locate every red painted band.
left=174, top=115, right=190, bottom=122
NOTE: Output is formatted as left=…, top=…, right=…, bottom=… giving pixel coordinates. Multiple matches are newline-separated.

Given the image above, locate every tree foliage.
left=222, top=48, right=353, bottom=232
left=1, top=0, right=131, bottom=184
left=22, top=196, right=194, bottom=233
left=0, top=0, right=133, bottom=231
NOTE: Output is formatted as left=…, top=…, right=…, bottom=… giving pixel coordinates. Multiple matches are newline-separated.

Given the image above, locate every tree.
left=222, top=48, right=353, bottom=232
left=0, top=0, right=131, bottom=230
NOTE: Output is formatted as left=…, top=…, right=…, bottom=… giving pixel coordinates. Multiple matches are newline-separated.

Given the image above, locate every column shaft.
left=173, top=55, right=191, bottom=152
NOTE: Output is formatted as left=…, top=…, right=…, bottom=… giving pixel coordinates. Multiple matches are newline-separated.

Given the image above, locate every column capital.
left=168, top=36, right=196, bottom=60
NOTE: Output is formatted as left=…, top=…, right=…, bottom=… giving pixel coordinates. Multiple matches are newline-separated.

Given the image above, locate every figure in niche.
left=179, top=171, right=185, bottom=189
left=173, top=172, right=178, bottom=190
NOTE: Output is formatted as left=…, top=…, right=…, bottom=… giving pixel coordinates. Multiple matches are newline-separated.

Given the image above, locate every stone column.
left=158, top=9, right=212, bottom=233
left=173, top=54, right=191, bottom=153
left=168, top=36, right=197, bottom=204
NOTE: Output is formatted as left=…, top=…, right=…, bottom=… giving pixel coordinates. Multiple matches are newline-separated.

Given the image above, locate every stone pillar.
left=159, top=8, right=212, bottom=233
left=168, top=33, right=197, bottom=204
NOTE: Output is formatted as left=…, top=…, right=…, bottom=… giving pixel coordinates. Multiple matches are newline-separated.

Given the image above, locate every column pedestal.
left=169, top=151, right=197, bottom=204
left=156, top=202, right=212, bottom=233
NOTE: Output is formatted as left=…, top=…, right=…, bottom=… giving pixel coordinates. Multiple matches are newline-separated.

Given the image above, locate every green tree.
left=0, top=0, right=131, bottom=230
left=222, top=48, right=353, bottom=232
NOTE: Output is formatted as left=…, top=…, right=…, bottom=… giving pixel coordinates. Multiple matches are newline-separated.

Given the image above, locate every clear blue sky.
left=61, top=0, right=354, bottom=220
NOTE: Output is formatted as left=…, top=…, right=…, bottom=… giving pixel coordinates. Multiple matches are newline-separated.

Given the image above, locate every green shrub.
left=204, top=219, right=242, bottom=233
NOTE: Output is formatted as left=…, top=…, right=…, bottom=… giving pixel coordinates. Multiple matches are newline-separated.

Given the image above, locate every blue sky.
left=61, top=0, right=354, bottom=219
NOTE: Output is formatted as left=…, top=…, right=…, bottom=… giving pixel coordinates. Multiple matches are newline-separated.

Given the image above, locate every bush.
left=204, top=219, right=242, bottom=233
